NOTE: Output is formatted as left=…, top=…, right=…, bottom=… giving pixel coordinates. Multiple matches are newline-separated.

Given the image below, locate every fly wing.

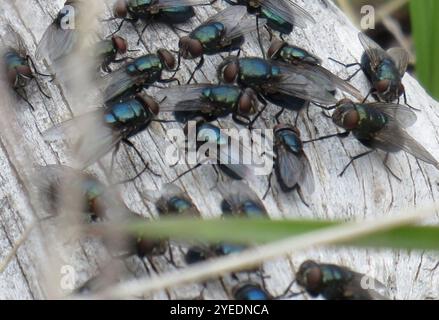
left=3, top=25, right=27, bottom=56
left=346, top=272, right=390, bottom=300
left=156, top=84, right=216, bottom=112
left=36, top=22, right=78, bottom=61
left=261, top=0, right=315, bottom=29
left=157, top=0, right=212, bottom=7
left=374, top=121, right=439, bottom=169
left=367, top=102, right=417, bottom=128
left=299, top=153, right=315, bottom=194
left=224, top=16, right=267, bottom=42
left=387, top=47, right=409, bottom=77
left=268, top=63, right=338, bottom=105
left=358, top=33, right=389, bottom=70
left=277, top=144, right=304, bottom=188
left=205, top=5, right=248, bottom=27
left=293, top=62, right=364, bottom=101
left=99, top=67, right=142, bottom=102
left=43, top=110, right=124, bottom=168
left=218, top=181, right=266, bottom=215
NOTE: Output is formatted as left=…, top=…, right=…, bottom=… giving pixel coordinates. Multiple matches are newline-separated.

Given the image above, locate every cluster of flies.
left=2, top=0, right=437, bottom=300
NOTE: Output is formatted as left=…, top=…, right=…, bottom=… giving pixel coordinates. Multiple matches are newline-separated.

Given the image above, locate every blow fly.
left=296, top=260, right=390, bottom=300
left=100, top=49, right=178, bottom=103
left=35, top=165, right=115, bottom=222
left=111, top=0, right=210, bottom=43
left=43, top=92, right=161, bottom=182
left=232, top=282, right=297, bottom=300
left=265, top=124, right=314, bottom=204
left=174, top=117, right=258, bottom=182
left=102, top=213, right=169, bottom=260
left=157, top=84, right=261, bottom=125
left=331, top=33, right=411, bottom=106
left=268, top=39, right=322, bottom=66
left=185, top=181, right=267, bottom=264
left=217, top=56, right=363, bottom=123
left=221, top=0, right=315, bottom=37
left=95, top=36, right=129, bottom=73
left=177, top=5, right=266, bottom=83
left=154, top=183, right=201, bottom=217
left=36, top=0, right=82, bottom=62
left=308, top=99, right=438, bottom=176
left=2, top=25, right=51, bottom=110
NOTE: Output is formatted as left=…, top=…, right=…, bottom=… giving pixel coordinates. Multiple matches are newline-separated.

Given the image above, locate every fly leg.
left=14, top=87, right=35, bottom=111
left=171, top=163, right=203, bottom=183
left=264, top=26, right=274, bottom=42
left=401, top=91, right=421, bottom=111
left=118, top=139, right=161, bottom=184
left=158, top=76, right=181, bottom=86
left=328, top=58, right=362, bottom=81
left=339, top=150, right=374, bottom=177
left=303, top=131, right=350, bottom=144
left=108, top=18, right=137, bottom=37
left=274, top=108, right=285, bottom=124
left=26, top=55, right=54, bottom=80
left=137, top=23, right=150, bottom=45
left=263, top=172, right=274, bottom=200
left=248, top=94, right=268, bottom=128
left=296, top=186, right=310, bottom=208
left=383, top=153, right=402, bottom=182
left=256, top=15, right=266, bottom=59
left=273, top=280, right=304, bottom=300
left=187, top=55, right=205, bottom=84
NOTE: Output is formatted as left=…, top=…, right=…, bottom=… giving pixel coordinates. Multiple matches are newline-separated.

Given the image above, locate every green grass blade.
left=114, top=217, right=439, bottom=251
left=410, top=0, right=439, bottom=99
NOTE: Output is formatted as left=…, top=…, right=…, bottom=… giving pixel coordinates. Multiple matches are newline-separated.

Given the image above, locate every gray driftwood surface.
left=0, top=0, right=438, bottom=300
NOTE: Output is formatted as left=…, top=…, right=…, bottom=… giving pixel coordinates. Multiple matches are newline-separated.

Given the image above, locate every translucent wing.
left=100, top=67, right=143, bottom=102
left=268, top=63, right=338, bottom=105
left=33, top=165, right=82, bottom=203
left=157, top=0, right=212, bottom=7
left=43, top=110, right=124, bottom=168
left=358, top=33, right=389, bottom=70
left=277, top=145, right=314, bottom=194
left=366, top=102, right=417, bottom=128
left=2, top=25, right=27, bottom=56
left=224, top=16, right=267, bottom=42
left=36, top=22, right=78, bottom=61
left=157, top=84, right=216, bottom=112
left=218, top=181, right=267, bottom=216
left=291, top=62, right=364, bottom=101
left=156, top=183, right=201, bottom=217
left=261, top=0, right=315, bottom=29
left=204, top=5, right=248, bottom=31
left=373, top=121, right=439, bottom=169
left=219, top=132, right=258, bottom=181
left=387, top=47, right=409, bottom=77
left=347, top=272, right=390, bottom=300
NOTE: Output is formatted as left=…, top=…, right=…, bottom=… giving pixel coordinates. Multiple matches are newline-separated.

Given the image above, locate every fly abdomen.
left=201, top=86, right=241, bottom=112
left=238, top=58, right=276, bottom=86
left=261, top=8, right=293, bottom=35
left=276, top=128, right=303, bottom=154
left=126, top=54, right=162, bottom=76
left=356, top=104, right=388, bottom=133
left=159, top=6, right=195, bottom=23
left=104, top=99, right=151, bottom=130
left=191, top=22, right=226, bottom=54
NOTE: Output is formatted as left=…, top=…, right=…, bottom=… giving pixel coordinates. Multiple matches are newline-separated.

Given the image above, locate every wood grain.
left=0, top=0, right=438, bottom=300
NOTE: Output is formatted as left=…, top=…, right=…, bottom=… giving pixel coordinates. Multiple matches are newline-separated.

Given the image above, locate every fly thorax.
left=167, top=197, right=193, bottom=215
left=192, top=23, right=226, bottom=51
left=357, top=105, right=387, bottom=133
left=277, top=130, right=302, bottom=153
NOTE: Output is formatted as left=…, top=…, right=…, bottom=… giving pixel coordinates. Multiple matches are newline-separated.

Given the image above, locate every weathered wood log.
left=0, top=0, right=438, bottom=300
